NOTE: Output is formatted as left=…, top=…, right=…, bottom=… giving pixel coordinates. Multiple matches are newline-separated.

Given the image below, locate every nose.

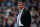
left=18, top=6, right=21, bottom=8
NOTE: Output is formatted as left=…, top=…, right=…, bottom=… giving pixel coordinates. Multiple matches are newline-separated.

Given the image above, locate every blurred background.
left=0, top=0, right=40, bottom=27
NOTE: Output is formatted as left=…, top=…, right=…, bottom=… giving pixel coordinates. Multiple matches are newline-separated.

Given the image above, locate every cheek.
left=21, top=6, right=23, bottom=8
left=21, top=6, right=22, bottom=7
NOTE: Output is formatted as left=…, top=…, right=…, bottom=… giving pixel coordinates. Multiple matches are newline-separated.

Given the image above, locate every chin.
left=19, top=9, right=21, bottom=10
left=18, top=8, right=21, bottom=10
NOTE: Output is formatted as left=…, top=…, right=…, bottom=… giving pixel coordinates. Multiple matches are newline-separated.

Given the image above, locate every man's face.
left=18, top=3, right=24, bottom=10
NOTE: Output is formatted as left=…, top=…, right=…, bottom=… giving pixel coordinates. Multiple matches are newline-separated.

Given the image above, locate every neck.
left=19, top=8, right=24, bottom=10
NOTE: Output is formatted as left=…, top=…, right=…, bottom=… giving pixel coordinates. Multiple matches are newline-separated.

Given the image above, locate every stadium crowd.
left=0, top=0, right=40, bottom=27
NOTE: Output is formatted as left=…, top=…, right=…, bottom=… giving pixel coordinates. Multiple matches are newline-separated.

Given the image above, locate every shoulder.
left=24, top=8, right=30, bottom=13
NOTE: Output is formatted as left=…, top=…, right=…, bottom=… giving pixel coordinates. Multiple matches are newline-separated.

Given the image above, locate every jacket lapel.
left=20, top=8, right=25, bottom=21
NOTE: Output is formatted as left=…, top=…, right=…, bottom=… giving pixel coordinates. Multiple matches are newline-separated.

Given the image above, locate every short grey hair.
left=18, top=1, right=24, bottom=5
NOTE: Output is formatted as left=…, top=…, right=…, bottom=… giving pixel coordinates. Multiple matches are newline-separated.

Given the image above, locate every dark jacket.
left=20, top=8, right=31, bottom=27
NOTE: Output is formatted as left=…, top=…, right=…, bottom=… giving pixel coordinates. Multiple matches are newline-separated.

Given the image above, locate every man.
left=17, top=1, right=31, bottom=27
